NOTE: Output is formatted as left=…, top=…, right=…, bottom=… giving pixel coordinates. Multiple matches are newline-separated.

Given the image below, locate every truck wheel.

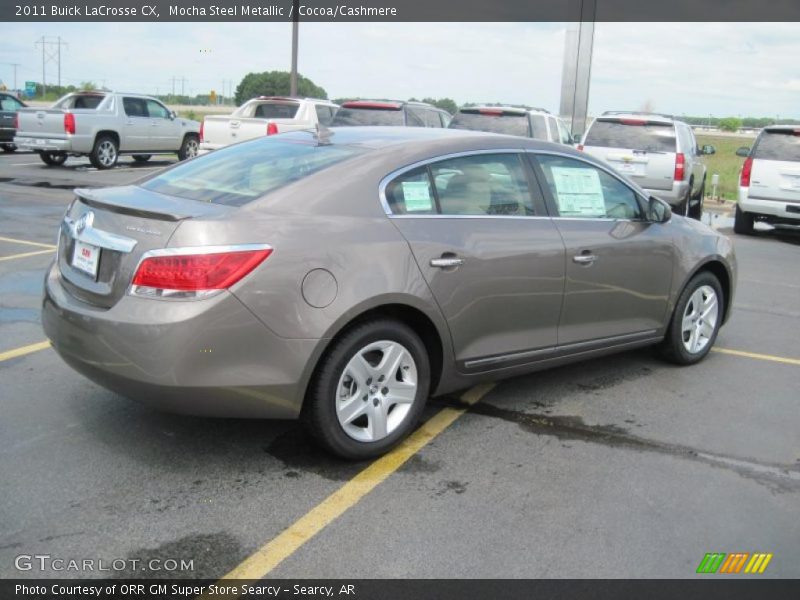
left=733, top=204, right=754, bottom=235
left=132, top=154, right=152, bottom=163
left=89, top=135, right=119, bottom=169
left=178, top=135, right=199, bottom=161
left=39, top=152, right=68, bottom=166
left=2, top=144, right=16, bottom=153
left=688, top=181, right=704, bottom=221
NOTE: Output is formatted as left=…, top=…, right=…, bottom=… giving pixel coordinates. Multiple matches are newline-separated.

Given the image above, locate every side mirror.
left=572, top=133, right=582, bottom=144
left=735, top=146, right=750, bottom=157
left=702, top=144, right=716, bottom=155
left=648, top=195, right=672, bottom=223
left=169, top=110, right=177, bottom=120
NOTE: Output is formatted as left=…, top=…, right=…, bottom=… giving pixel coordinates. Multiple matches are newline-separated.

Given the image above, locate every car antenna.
left=314, top=122, right=333, bottom=146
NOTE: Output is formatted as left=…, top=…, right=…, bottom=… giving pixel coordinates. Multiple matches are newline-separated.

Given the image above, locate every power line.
left=34, top=36, right=68, bottom=96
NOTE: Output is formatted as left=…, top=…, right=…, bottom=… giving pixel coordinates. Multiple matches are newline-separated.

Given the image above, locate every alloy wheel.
left=681, top=285, right=719, bottom=354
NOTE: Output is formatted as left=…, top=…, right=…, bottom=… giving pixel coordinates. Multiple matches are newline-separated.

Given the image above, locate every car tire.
left=733, top=204, right=754, bottom=235
left=39, top=151, right=68, bottom=166
left=302, top=319, right=431, bottom=460
left=89, top=135, right=119, bottom=169
left=660, top=271, right=723, bottom=366
left=132, top=154, right=152, bottom=163
left=177, top=135, right=199, bottom=161
left=2, top=143, right=16, bottom=153
left=688, top=181, right=704, bottom=221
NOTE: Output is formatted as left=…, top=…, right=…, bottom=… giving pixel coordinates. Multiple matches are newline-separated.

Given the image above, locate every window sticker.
left=402, top=181, right=434, bottom=212
left=549, top=166, right=606, bottom=217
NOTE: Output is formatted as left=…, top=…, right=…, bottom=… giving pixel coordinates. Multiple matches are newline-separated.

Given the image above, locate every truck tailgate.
left=16, top=108, right=68, bottom=139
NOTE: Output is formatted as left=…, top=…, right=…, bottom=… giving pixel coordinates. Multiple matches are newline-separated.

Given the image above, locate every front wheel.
left=302, top=319, right=431, bottom=459
left=733, top=204, right=754, bottom=235
left=178, top=135, right=199, bottom=161
left=39, top=151, right=68, bottom=166
left=660, top=271, right=723, bottom=365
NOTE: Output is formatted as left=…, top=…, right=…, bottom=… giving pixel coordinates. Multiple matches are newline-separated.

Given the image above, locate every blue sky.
left=1, top=22, right=798, bottom=117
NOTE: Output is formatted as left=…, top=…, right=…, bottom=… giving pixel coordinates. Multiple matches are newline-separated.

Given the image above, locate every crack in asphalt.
left=433, top=396, right=800, bottom=494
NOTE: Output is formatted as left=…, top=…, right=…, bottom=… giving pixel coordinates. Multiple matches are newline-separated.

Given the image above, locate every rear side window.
left=123, top=97, right=148, bottom=118
left=547, top=116, right=560, bottom=143
left=141, top=137, right=364, bottom=207
left=584, top=120, right=677, bottom=152
left=449, top=111, right=530, bottom=137
left=385, top=153, right=535, bottom=216
left=253, top=103, right=299, bottom=119
left=57, top=94, right=106, bottom=110
left=753, top=130, right=800, bottom=162
left=530, top=114, right=548, bottom=140
left=332, top=108, right=405, bottom=126
left=557, top=119, right=572, bottom=144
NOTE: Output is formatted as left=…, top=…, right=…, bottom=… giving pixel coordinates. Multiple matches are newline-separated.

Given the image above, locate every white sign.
left=402, top=181, right=434, bottom=212
left=72, top=240, right=101, bottom=278
left=550, top=166, right=606, bottom=217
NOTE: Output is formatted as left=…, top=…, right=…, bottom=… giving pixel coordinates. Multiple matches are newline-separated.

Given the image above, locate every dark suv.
left=331, top=100, right=450, bottom=128
left=0, top=92, right=27, bottom=152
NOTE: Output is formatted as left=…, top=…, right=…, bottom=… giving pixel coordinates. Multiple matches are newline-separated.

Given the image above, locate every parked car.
left=0, top=92, right=27, bottom=152
left=734, top=126, right=800, bottom=234
left=14, top=91, right=201, bottom=169
left=579, top=112, right=715, bottom=219
left=449, top=105, right=573, bottom=145
left=42, top=127, right=736, bottom=459
left=331, top=100, right=450, bottom=127
left=199, top=96, right=339, bottom=153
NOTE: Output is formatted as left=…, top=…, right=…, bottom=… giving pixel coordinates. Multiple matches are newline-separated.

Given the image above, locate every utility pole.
left=290, top=0, right=299, bottom=96
left=3, top=63, right=20, bottom=90
left=35, top=36, right=68, bottom=98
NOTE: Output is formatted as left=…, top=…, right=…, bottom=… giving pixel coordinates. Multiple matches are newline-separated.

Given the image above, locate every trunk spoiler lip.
left=74, top=186, right=231, bottom=222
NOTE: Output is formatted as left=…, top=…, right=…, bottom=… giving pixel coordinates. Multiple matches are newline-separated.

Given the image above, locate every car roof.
left=598, top=111, right=677, bottom=124
left=458, top=105, right=551, bottom=115
left=251, top=96, right=336, bottom=104
left=340, top=100, right=440, bottom=110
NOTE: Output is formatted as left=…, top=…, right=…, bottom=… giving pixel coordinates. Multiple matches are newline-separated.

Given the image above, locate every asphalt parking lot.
left=0, top=151, right=798, bottom=580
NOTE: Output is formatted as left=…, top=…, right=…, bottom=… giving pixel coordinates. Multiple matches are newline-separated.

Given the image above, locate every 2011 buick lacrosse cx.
left=43, top=127, right=736, bottom=458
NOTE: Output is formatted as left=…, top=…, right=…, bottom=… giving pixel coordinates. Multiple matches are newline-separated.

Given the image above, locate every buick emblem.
left=76, top=211, right=94, bottom=235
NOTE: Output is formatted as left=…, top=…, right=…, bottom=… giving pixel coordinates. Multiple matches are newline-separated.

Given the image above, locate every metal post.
left=290, top=0, right=299, bottom=96
left=57, top=36, right=61, bottom=88
left=559, top=0, right=596, bottom=139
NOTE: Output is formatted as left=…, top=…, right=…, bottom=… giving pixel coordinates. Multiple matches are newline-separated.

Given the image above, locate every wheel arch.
left=94, top=130, right=120, bottom=148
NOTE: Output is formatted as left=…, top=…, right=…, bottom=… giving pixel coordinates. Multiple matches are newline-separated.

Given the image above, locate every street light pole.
left=290, top=0, right=299, bottom=96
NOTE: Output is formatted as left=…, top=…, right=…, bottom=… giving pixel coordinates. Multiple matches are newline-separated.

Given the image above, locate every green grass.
left=696, top=134, right=754, bottom=201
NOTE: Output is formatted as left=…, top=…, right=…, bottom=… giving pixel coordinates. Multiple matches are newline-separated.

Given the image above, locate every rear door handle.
left=430, top=257, right=464, bottom=268
left=573, top=254, right=597, bottom=265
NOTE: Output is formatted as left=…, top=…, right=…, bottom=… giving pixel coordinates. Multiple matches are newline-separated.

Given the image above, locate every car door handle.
left=573, top=254, right=597, bottom=265
left=430, top=257, right=464, bottom=268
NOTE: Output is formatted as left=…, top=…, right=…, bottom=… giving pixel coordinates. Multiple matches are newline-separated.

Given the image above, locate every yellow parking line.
left=0, top=235, right=57, bottom=249
left=0, top=340, right=51, bottom=363
left=215, top=383, right=495, bottom=584
left=712, top=347, right=800, bottom=367
left=0, top=248, right=55, bottom=262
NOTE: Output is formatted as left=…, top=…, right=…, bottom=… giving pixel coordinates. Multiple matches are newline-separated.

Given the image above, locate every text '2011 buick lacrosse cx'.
left=43, top=127, right=736, bottom=459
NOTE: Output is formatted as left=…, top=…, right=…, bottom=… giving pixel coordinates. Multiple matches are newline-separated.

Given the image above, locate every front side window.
left=146, top=99, right=169, bottom=119
left=535, top=155, right=643, bottom=220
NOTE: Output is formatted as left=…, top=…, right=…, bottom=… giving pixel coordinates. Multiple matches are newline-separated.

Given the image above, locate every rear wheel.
left=1, top=143, right=16, bottom=153
left=733, top=204, right=754, bottom=235
left=89, top=135, right=118, bottom=169
left=660, top=271, right=723, bottom=365
left=178, top=135, right=199, bottom=161
left=132, top=154, right=152, bottom=163
left=302, top=319, right=430, bottom=459
left=688, top=181, right=704, bottom=220
left=39, top=151, right=68, bottom=166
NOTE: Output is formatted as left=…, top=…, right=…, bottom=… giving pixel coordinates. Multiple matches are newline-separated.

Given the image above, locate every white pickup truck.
left=199, top=96, right=339, bottom=152
left=14, top=91, right=201, bottom=169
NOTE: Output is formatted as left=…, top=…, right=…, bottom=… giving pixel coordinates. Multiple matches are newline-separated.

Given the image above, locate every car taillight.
left=130, top=247, right=272, bottom=299
left=199, top=120, right=204, bottom=143
left=266, top=122, right=278, bottom=135
left=674, top=152, right=685, bottom=181
left=577, top=144, right=584, bottom=151
left=740, top=157, right=753, bottom=187
left=64, top=113, right=76, bottom=135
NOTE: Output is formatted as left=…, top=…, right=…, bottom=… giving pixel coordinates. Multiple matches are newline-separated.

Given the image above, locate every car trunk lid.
left=58, top=186, right=231, bottom=308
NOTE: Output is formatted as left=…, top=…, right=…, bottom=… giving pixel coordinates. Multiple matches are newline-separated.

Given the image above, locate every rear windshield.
left=140, top=137, right=364, bottom=207
left=54, top=94, right=106, bottom=110
left=252, top=102, right=299, bottom=119
left=753, top=130, right=800, bottom=162
left=449, top=112, right=530, bottom=137
left=332, top=108, right=404, bottom=126
left=584, top=120, right=676, bottom=152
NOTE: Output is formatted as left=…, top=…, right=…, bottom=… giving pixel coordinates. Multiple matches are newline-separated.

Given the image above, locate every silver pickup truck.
left=14, top=91, right=201, bottom=169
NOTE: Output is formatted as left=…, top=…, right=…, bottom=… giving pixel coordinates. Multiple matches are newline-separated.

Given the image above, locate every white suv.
left=735, top=126, right=800, bottom=234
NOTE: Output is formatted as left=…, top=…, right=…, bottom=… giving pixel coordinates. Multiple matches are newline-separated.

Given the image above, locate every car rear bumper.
left=738, top=188, right=800, bottom=221
left=14, top=135, right=73, bottom=153
left=42, top=262, right=317, bottom=419
left=643, top=181, right=690, bottom=208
